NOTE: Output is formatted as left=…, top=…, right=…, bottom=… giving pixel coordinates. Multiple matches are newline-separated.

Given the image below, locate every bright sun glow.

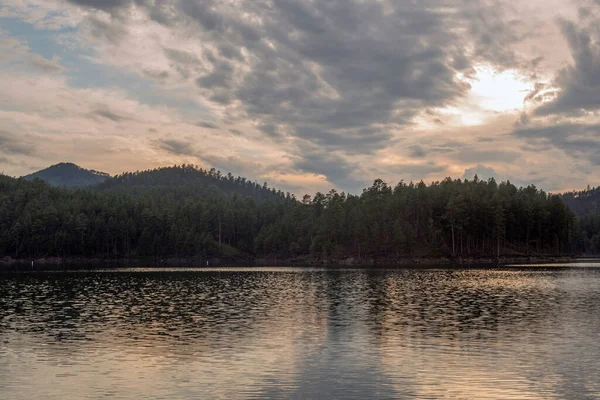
left=436, top=65, right=534, bottom=127
left=468, top=65, right=533, bottom=112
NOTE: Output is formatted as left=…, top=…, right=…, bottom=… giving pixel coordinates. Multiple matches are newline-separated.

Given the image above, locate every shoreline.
left=0, top=255, right=578, bottom=268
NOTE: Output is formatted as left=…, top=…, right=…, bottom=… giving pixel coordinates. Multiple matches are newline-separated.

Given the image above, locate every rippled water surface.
left=2, top=266, right=600, bottom=399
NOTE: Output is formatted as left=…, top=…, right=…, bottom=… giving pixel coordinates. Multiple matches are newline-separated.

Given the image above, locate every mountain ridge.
left=21, top=163, right=288, bottom=203
left=560, top=186, right=600, bottom=216
left=23, top=162, right=110, bottom=188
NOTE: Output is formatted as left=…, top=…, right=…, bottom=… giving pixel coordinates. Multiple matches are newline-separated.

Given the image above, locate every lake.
left=1, top=265, right=600, bottom=399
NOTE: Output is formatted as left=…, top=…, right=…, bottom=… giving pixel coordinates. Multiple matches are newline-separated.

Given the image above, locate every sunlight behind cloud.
left=468, top=65, right=533, bottom=112
left=436, top=65, right=534, bottom=127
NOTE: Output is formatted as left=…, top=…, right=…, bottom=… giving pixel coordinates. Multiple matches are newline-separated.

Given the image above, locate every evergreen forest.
left=1, top=164, right=599, bottom=262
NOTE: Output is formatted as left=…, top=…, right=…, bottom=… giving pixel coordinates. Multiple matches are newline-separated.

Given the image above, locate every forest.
left=0, top=164, right=598, bottom=263
left=562, top=186, right=600, bottom=254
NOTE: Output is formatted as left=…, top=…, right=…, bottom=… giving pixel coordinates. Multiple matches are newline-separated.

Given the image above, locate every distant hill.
left=561, top=187, right=600, bottom=216
left=94, top=164, right=287, bottom=202
left=23, top=162, right=110, bottom=187
left=21, top=163, right=288, bottom=202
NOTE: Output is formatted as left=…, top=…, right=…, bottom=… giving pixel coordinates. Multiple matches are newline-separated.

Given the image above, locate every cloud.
left=0, top=130, right=36, bottom=156
left=525, top=1, right=600, bottom=118
left=524, top=82, right=549, bottom=104
left=153, top=135, right=292, bottom=186
left=534, top=16, right=600, bottom=116
left=195, top=121, right=219, bottom=130
left=386, top=161, right=448, bottom=181
left=29, top=54, right=65, bottom=74
left=455, top=149, right=521, bottom=163
left=154, top=137, right=195, bottom=157
left=292, top=148, right=366, bottom=193
left=2, top=0, right=600, bottom=194
left=408, top=145, right=427, bottom=158
left=92, top=107, right=130, bottom=122
left=458, top=1, right=530, bottom=69
left=84, top=13, right=129, bottom=45
left=0, top=1, right=83, bottom=30
left=65, top=0, right=130, bottom=12
left=515, top=122, right=600, bottom=165
left=0, top=31, right=65, bottom=75
left=163, top=47, right=201, bottom=65
left=198, top=153, right=267, bottom=180
left=52, top=0, right=534, bottom=189
left=507, top=3, right=600, bottom=177
left=462, top=164, right=498, bottom=181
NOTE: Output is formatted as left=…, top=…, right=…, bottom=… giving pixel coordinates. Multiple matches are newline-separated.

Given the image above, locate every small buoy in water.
left=31, top=261, right=34, bottom=268
left=206, top=260, right=209, bottom=267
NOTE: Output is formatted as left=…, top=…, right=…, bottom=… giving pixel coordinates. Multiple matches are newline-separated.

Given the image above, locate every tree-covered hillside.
left=23, top=163, right=110, bottom=187
left=561, top=187, right=600, bottom=254
left=561, top=187, right=600, bottom=216
left=0, top=172, right=581, bottom=262
left=94, top=164, right=287, bottom=203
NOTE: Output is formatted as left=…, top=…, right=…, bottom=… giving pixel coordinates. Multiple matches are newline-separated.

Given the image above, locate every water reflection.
left=1, top=267, right=600, bottom=399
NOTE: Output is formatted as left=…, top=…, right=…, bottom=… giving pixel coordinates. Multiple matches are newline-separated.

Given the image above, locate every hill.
left=561, top=186, right=600, bottom=216
left=23, top=162, right=110, bottom=187
left=561, top=187, right=600, bottom=254
left=94, top=164, right=288, bottom=202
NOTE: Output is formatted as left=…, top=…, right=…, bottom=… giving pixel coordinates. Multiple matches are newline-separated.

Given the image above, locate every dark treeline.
left=94, top=165, right=288, bottom=202
left=0, top=165, right=592, bottom=262
left=561, top=186, right=600, bottom=254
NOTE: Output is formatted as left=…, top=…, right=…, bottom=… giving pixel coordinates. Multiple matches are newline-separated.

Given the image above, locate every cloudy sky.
left=1, top=0, right=599, bottom=194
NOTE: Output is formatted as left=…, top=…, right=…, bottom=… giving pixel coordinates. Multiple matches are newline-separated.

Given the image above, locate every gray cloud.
left=179, top=1, right=226, bottom=32
left=71, top=0, right=528, bottom=188
left=455, top=149, right=521, bottom=163
left=515, top=123, right=600, bottom=165
left=524, top=82, right=548, bottom=103
left=461, top=164, right=546, bottom=188
left=154, top=137, right=196, bottom=157
left=462, top=164, right=498, bottom=181
left=92, top=108, right=129, bottom=122
left=59, top=0, right=532, bottom=190
left=196, top=61, right=234, bottom=90
left=66, top=0, right=128, bottom=11
left=84, top=14, right=129, bottom=45
left=386, top=161, right=448, bottom=181
left=162, top=47, right=205, bottom=80
left=459, top=1, right=529, bottom=69
left=0, top=131, right=35, bottom=156
left=29, top=55, right=65, bottom=74
left=508, top=2, right=600, bottom=179
left=408, top=145, right=427, bottom=158
left=154, top=137, right=274, bottom=182
left=66, top=0, right=168, bottom=14
left=198, top=153, right=267, bottom=180
left=535, top=15, right=600, bottom=116
left=195, top=121, right=219, bottom=129
left=163, top=47, right=201, bottom=65
left=292, top=149, right=366, bottom=193
left=0, top=157, right=37, bottom=171
left=0, top=34, right=65, bottom=75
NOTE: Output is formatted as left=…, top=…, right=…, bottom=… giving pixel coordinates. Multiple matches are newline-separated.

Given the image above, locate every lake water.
left=1, top=265, right=600, bottom=399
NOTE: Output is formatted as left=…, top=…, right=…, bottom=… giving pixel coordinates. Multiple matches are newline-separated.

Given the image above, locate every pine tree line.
left=0, top=166, right=594, bottom=261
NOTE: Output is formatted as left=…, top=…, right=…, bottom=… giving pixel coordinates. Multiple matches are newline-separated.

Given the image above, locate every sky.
left=0, top=0, right=599, bottom=195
